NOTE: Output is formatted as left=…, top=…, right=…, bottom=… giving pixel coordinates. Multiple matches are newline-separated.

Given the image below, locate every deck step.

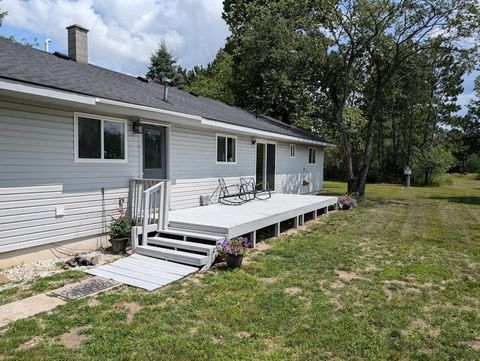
left=159, top=228, right=225, bottom=242
left=136, top=245, right=209, bottom=267
left=147, top=237, right=216, bottom=255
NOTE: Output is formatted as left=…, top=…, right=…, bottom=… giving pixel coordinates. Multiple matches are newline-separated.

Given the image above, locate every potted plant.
left=108, top=209, right=131, bottom=253
left=338, top=195, right=358, bottom=210
left=216, top=236, right=253, bottom=269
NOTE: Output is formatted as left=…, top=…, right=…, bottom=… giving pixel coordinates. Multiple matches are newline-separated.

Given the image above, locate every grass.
left=0, top=174, right=479, bottom=360
left=0, top=271, right=88, bottom=306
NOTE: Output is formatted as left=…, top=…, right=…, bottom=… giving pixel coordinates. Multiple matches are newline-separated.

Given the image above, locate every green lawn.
left=1, top=174, right=479, bottom=360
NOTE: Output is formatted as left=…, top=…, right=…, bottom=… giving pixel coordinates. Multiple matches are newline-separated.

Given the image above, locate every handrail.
left=133, top=179, right=170, bottom=251
left=127, top=178, right=168, bottom=224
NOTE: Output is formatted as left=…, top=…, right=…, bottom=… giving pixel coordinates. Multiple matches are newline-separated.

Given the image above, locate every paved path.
left=0, top=294, right=65, bottom=327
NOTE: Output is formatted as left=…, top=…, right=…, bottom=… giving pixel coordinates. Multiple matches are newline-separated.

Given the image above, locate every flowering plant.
left=216, top=237, right=253, bottom=257
left=338, top=195, right=357, bottom=209
left=109, top=209, right=131, bottom=239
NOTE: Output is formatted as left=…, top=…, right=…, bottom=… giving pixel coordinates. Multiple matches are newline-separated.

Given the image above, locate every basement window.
left=75, top=113, right=127, bottom=162
left=308, top=147, right=316, bottom=164
left=216, top=134, right=237, bottom=163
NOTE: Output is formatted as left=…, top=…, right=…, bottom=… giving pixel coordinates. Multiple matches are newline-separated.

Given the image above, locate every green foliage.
left=185, top=49, right=235, bottom=104
left=412, top=145, right=455, bottom=185
left=108, top=210, right=131, bottom=239
left=146, top=40, right=185, bottom=86
left=464, top=153, right=480, bottom=173
left=220, top=0, right=479, bottom=194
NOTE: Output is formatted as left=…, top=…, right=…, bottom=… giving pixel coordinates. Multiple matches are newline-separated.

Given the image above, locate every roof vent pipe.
left=162, top=78, right=171, bottom=101
left=44, top=38, right=51, bottom=52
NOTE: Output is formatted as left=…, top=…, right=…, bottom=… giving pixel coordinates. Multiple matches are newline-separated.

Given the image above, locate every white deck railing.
left=130, top=179, right=170, bottom=250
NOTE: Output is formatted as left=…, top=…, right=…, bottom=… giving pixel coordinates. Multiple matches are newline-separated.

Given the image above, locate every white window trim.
left=308, top=147, right=316, bottom=164
left=290, top=144, right=296, bottom=158
left=74, top=112, right=128, bottom=163
left=215, top=133, right=237, bottom=164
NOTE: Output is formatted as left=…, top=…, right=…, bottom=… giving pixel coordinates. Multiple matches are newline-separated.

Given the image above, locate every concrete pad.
left=0, top=294, right=65, bottom=327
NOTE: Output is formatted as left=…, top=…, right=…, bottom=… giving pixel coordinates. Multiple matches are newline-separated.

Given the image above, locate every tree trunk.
left=333, top=106, right=355, bottom=193
left=356, top=77, right=383, bottom=196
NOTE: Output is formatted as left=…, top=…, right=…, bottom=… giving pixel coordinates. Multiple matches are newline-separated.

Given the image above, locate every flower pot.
left=109, top=238, right=128, bottom=253
left=226, top=255, right=244, bottom=269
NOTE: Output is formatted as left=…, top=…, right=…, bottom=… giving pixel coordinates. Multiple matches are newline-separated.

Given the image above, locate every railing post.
left=163, top=180, right=171, bottom=230
left=142, top=190, right=150, bottom=246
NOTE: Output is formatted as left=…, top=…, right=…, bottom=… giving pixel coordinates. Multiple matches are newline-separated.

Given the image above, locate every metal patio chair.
left=217, top=178, right=250, bottom=205
left=239, top=177, right=272, bottom=200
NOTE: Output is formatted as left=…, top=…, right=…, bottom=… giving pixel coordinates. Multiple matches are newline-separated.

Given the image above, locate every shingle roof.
left=0, top=38, right=331, bottom=144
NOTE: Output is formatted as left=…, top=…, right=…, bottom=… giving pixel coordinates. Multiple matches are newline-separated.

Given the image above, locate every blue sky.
left=0, top=0, right=477, bottom=114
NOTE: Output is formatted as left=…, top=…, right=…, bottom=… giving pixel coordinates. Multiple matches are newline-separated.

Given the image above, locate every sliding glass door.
left=256, top=143, right=276, bottom=191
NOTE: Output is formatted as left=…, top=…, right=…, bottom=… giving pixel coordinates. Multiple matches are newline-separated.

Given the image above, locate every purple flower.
left=216, top=236, right=252, bottom=257
left=339, top=196, right=357, bottom=209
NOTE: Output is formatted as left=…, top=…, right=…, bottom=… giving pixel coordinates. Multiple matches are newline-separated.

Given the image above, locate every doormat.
left=53, top=277, right=120, bottom=300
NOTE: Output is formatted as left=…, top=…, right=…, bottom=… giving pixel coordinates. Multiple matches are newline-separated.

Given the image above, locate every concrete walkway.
left=0, top=294, right=65, bottom=327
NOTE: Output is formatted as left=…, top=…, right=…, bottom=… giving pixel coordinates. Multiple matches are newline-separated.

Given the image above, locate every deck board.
left=169, top=193, right=337, bottom=238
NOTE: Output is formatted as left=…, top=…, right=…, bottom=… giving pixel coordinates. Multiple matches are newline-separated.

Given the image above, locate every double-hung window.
left=75, top=113, right=127, bottom=162
left=216, top=134, right=236, bottom=163
left=308, top=147, right=316, bottom=164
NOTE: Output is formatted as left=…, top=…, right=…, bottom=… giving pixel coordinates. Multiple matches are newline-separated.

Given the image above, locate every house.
left=0, top=25, right=335, bottom=269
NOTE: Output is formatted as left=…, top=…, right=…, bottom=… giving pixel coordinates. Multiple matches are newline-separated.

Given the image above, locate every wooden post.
left=293, top=216, right=299, bottom=228
left=274, top=222, right=280, bottom=237
left=250, top=231, right=257, bottom=247
left=299, top=214, right=304, bottom=226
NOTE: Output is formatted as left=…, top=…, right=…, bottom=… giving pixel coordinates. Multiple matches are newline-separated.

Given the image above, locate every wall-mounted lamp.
left=133, top=119, right=143, bottom=134
left=251, top=138, right=257, bottom=145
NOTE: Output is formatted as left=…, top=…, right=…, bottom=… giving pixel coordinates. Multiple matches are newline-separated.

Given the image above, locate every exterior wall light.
left=133, top=119, right=143, bottom=134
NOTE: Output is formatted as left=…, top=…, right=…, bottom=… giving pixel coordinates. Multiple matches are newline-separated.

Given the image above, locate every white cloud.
left=2, top=0, right=230, bottom=75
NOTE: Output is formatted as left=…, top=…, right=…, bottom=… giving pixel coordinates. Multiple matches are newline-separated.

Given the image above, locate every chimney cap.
left=66, top=24, right=89, bottom=32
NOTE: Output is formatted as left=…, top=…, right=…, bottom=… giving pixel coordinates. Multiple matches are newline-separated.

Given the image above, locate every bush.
left=412, top=145, right=455, bottom=185
left=464, top=153, right=480, bottom=173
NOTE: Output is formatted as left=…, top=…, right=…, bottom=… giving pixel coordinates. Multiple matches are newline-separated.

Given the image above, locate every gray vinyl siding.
left=168, top=124, right=324, bottom=210
left=275, top=143, right=324, bottom=194
left=0, top=99, right=325, bottom=254
left=169, top=125, right=255, bottom=210
left=0, top=101, right=141, bottom=253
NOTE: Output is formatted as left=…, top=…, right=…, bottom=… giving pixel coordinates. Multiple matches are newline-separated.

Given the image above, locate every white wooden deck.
left=169, top=193, right=338, bottom=241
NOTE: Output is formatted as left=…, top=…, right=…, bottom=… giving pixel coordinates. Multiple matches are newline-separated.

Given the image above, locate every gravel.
left=0, top=250, right=126, bottom=292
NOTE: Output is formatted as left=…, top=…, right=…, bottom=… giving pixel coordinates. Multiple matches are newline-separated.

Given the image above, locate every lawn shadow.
left=427, top=196, right=480, bottom=205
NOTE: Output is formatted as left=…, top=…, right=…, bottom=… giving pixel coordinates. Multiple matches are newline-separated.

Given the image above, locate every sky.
left=0, top=0, right=477, bottom=114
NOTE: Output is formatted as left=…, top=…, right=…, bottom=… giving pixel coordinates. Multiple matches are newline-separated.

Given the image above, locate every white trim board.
left=0, top=78, right=335, bottom=147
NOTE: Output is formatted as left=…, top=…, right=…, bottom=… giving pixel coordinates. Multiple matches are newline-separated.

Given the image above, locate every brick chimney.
left=66, top=24, right=89, bottom=63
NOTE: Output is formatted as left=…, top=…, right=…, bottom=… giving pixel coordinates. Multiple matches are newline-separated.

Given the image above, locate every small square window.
left=290, top=144, right=296, bottom=158
left=308, top=148, right=316, bottom=164
left=216, top=135, right=236, bottom=163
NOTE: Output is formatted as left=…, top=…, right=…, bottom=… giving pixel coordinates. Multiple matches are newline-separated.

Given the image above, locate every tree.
left=146, top=40, right=185, bottom=86
left=185, top=49, right=236, bottom=104
left=223, top=0, right=479, bottom=195
left=412, top=145, right=455, bottom=185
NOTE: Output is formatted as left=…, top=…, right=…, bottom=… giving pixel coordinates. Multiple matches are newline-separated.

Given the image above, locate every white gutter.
left=0, top=78, right=95, bottom=105
left=200, top=118, right=334, bottom=147
left=0, top=78, right=334, bottom=147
